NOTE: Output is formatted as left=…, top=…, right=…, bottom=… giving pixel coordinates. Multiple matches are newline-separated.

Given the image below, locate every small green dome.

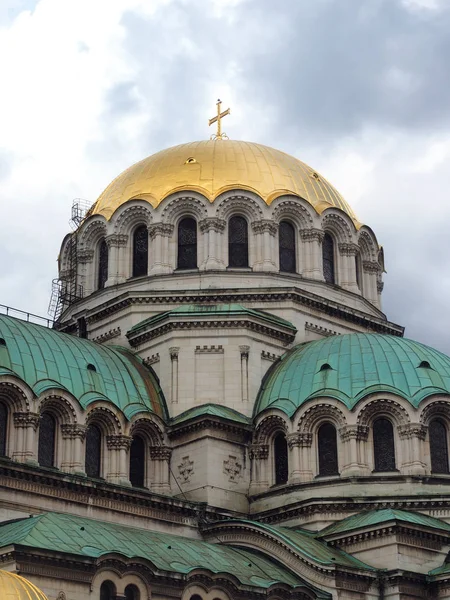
left=255, top=333, right=450, bottom=417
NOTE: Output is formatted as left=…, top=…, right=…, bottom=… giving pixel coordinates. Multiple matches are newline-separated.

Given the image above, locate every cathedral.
left=2, top=108, right=450, bottom=600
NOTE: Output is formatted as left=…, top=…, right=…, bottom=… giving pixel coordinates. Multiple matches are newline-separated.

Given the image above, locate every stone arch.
left=58, top=233, right=74, bottom=274
left=356, top=398, right=410, bottom=428
left=420, top=400, right=450, bottom=426
left=254, top=414, right=289, bottom=444
left=112, top=202, right=153, bottom=236
left=160, top=194, right=209, bottom=225
left=321, top=210, right=354, bottom=244
left=358, top=227, right=378, bottom=262
left=78, top=217, right=108, bottom=250
left=215, top=192, right=265, bottom=222
left=271, top=197, right=315, bottom=229
left=297, top=403, right=347, bottom=434
left=37, top=393, right=79, bottom=425
left=85, top=405, right=123, bottom=435
left=128, top=415, right=165, bottom=445
left=0, top=379, right=31, bottom=412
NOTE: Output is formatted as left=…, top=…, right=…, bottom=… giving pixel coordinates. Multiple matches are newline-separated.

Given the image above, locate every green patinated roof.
left=0, top=513, right=316, bottom=592
left=171, top=403, right=251, bottom=426
left=0, top=315, right=167, bottom=420
left=128, top=303, right=296, bottom=336
left=255, top=333, right=450, bottom=417
left=317, top=509, right=450, bottom=538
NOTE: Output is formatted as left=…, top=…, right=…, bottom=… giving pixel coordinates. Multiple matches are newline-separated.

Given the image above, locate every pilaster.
left=199, top=218, right=226, bottom=270
left=106, top=434, right=133, bottom=486
left=252, top=220, right=278, bottom=271
left=150, top=446, right=172, bottom=494
left=338, top=243, right=360, bottom=293
left=339, top=425, right=369, bottom=476
left=398, top=423, right=428, bottom=475
left=149, top=223, right=174, bottom=274
left=249, top=444, right=269, bottom=495
left=13, top=412, right=39, bottom=464
left=61, top=424, right=87, bottom=475
left=300, top=229, right=325, bottom=280
left=105, top=234, right=128, bottom=286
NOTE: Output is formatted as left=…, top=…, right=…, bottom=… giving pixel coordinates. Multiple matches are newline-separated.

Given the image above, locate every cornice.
left=168, top=417, right=252, bottom=441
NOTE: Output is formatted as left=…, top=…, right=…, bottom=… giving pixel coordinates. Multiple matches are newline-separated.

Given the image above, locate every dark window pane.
left=98, top=239, right=108, bottom=290
left=279, top=221, right=296, bottom=273
left=373, top=418, right=396, bottom=472
left=0, top=403, right=7, bottom=456
left=38, top=412, right=56, bottom=467
left=322, top=233, right=335, bottom=284
left=274, top=433, right=288, bottom=485
left=132, top=226, right=148, bottom=277
left=228, top=216, right=249, bottom=267
left=355, top=254, right=361, bottom=290
left=177, top=218, right=197, bottom=269
left=318, top=422, right=339, bottom=476
left=100, top=581, right=115, bottom=600
left=130, top=435, right=145, bottom=487
left=125, top=584, right=140, bottom=600
left=430, top=419, right=449, bottom=474
left=85, top=424, right=102, bottom=478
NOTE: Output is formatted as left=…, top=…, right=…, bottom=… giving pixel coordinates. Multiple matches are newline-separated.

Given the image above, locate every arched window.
left=177, top=218, right=197, bottom=269
left=190, top=595, right=203, bottom=600
left=430, top=419, right=449, bottom=474
left=38, top=412, right=56, bottom=468
left=322, top=233, right=335, bottom=284
left=125, top=584, right=140, bottom=600
left=274, top=432, right=288, bottom=485
left=85, top=424, right=102, bottom=478
left=0, top=403, right=7, bottom=456
left=100, top=581, right=116, bottom=600
left=373, top=418, right=396, bottom=472
left=279, top=221, right=296, bottom=273
left=130, top=435, right=145, bottom=487
left=132, top=226, right=148, bottom=277
left=98, top=239, right=109, bottom=290
left=228, top=215, right=249, bottom=267
left=318, top=422, right=339, bottom=476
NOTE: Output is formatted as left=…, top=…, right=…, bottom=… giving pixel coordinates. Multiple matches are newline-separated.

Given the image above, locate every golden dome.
left=90, top=140, right=358, bottom=223
left=0, top=571, right=49, bottom=599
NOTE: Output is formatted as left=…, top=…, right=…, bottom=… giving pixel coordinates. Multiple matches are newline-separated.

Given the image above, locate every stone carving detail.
left=13, top=412, right=39, bottom=429
left=92, top=327, right=121, bottom=344
left=143, top=353, right=160, bottom=366
left=339, top=425, right=369, bottom=442
left=105, top=233, right=128, bottom=248
left=169, top=347, right=180, bottom=361
left=261, top=350, right=280, bottom=362
left=377, top=279, right=384, bottom=293
left=420, top=401, right=450, bottom=425
left=61, top=424, right=87, bottom=440
left=305, top=322, right=340, bottom=337
left=178, top=456, right=194, bottom=482
left=150, top=446, right=172, bottom=460
left=300, top=228, right=325, bottom=243
left=239, top=345, right=250, bottom=359
left=148, top=223, right=174, bottom=238
left=338, top=242, right=359, bottom=256
left=398, top=423, right=427, bottom=440
left=77, top=249, right=95, bottom=264
left=106, top=435, right=132, bottom=450
left=249, top=444, right=269, bottom=460
left=271, top=199, right=314, bottom=227
left=223, top=455, right=242, bottom=482
left=195, top=345, right=224, bottom=354
left=215, top=194, right=264, bottom=221
left=251, top=219, right=278, bottom=236
left=357, top=399, right=410, bottom=427
left=298, top=404, right=347, bottom=433
left=56, top=593, right=66, bottom=600
left=199, top=217, right=226, bottom=233
left=362, top=260, right=380, bottom=273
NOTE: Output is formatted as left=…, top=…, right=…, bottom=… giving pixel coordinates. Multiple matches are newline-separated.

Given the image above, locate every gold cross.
left=208, top=99, right=230, bottom=140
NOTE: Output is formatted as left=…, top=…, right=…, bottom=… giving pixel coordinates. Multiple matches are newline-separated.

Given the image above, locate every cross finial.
left=208, top=99, right=230, bottom=140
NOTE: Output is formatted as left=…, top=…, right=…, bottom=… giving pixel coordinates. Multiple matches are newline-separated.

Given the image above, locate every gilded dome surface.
left=0, top=570, right=49, bottom=599
left=90, top=140, right=359, bottom=223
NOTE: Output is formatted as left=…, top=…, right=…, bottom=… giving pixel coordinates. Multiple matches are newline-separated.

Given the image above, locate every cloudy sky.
left=1, top=0, right=450, bottom=352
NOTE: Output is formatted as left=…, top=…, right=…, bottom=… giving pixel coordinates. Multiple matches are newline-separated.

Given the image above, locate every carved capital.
left=377, top=280, right=384, bottom=293
left=338, top=242, right=359, bottom=257
left=252, top=219, right=278, bottom=236
left=287, top=432, right=302, bottom=448
left=339, top=425, right=369, bottom=441
left=105, top=233, right=128, bottom=248
left=77, top=249, right=95, bottom=264
left=298, top=432, right=313, bottom=447
left=300, top=228, right=325, bottom=243
left=398, top=423, right=428, bottom=440
left=362, top=260, right=380, bottom=274
left=239, top=345, right=250, bottom=359
left=150, top=446, right=172, bottom=460
left=249, top=444, right=269, bottom=460
left=14, top=412, right=39, bottom=429
left=199, top=217, right=226, bottom=233
left=61, top=424, right=87, bottom=440
left=169, top=347, right=180, bottom=361
left=106, top=435, right=132, bottom=450
left=148, top=223, right=174, bottom=239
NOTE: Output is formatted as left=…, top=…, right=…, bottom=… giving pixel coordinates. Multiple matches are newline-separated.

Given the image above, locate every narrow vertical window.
left=100, top=581, right=116, bottom=600
left=85, top=424, right=102, bottom=478
left=318, top=422, right=339, bottom=476
left=177, top=218, right=197, bottom=269
left=430, top=419, right=449, bottom=474
left=132, top=225, right=148, bottom=277
left=355, top=253, right=362, bottom=290
left=130, top=435, right=145, bottom=487
left=274, top=432, right=288, bottom=485
left=38, top=412, right=56, bottom=468
left=322, top=232, right=335, bottom=284
left=373, top=418, right=396, bottom=472
left=125, top=584, right=140, bottom=600
left=279, top=221, right=296, bottom=273
left=228, top=216, right=249, bottom=267
left=98, top=239, right=109, bottom=290
left=0, top=403, right=7, bottom=456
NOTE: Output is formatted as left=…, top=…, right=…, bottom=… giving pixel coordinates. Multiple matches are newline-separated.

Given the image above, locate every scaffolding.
left=48, top=199, right=92, bottom=322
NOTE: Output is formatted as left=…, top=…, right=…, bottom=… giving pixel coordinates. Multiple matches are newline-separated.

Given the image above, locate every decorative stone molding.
left=13, top=412, right=39, bottom=429
left=362, top=260, right=380, bottom=273
left=143, top=353, right=160, bottom=366
left=298, top=404, right=347, bottom=433
left=298, top=432, right=313, bottom=447
left=223, top=455, right=242, bottom=482
left=357, top=399, right=410, bottom=427
left=338, top=242, right=359, bottom=256
left=56, top=593, right=66, bottom=600
left=148, top=223, right=174, bottom=238
left=398, top=423, right=428, bottom=440
left=271, top=199, right=314, bottom=227
left=78, top=219, right=107, bottom=248
left=287, top=432, right=303, bottom=448
left=339, top=425, right=369, bottom=441
left=169, top=347, right=180, bottom=361
left=251, top=219, right=278, bottom=236
left=358, top=229, right=378, bottom=262
left=161, top=195, right=208, bottom=223
left=106, top=435, right=132, bottom=450
left=105, top=233, right=128, bottom=248
left=300, top=228, right=325, bottom=243
left=377, top=279, right=384, bottom=293
left=249, top=444, right=269, bottom=460
left=255, top=415, right=288, bottom=442
left=239, top=345, right=250, bottom=359
left=92, top=327, right=121, bottom=344
left=215, top=194, right=264, bottom=221
left=321, top=212, right=353, bottom=242
left=195, top=345, right=224, bottom=354
left=305, top=322, right=340, bottom=337
left=113, top=204, right=152, bottom=234
left=61, top=424, right=87, bottom=440
left=77, top=249, right=95, bottom=263
left=420, top=401, right=450, bottom=425
left=149, top=446, right=172, bottom=460
left=178, top=456, right=194, bottom=482
left=261, top=350, right=280, bottom=362
left=199, top=217, right=226, bottom=233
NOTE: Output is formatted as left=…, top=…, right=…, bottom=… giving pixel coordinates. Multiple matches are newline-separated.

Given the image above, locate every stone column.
left=338, top=243, right=360, bottom=293
left=150, top=446, right=172, bottom=494
left=398, top=424, right=427, bottom=475
left=13, top=412, right=39, bottom=464
left=339, top=425, right=368, bottom=476
left=239, top=345, right=250, bottom=402
left=77, top=249, right=94, bottom=298
left=105, top=234, right=128, bottom=286
left=149, top=223, right=174, bottom=274
left=61, top=424, right=86, bottom=475
left=297, top=433, right=314, bottom=482
left=287, top=433, right=302, bottom=484
left=199, top=218, right=226, bottom=270
left=362, top=260, right=380, bottom=306
left=300, top=229, right=325, bottom=281
left=170, top=347, right=180, bottom=405
left=252, top=220, right=278, bottom=271
left=106, top=435, right=132, bottom=486
left=249, top=444, right=269, bottom=495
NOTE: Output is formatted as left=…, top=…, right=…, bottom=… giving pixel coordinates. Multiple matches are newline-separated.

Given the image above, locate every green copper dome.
left=0, top=315, right=167, bottom=420
left=255, top=333, right=450, bottom=417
